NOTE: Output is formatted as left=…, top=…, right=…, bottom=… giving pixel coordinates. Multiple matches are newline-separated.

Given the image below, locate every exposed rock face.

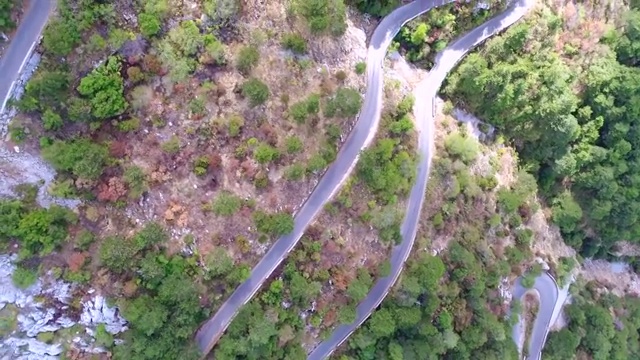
left=0, top=255, right=128, bottom=359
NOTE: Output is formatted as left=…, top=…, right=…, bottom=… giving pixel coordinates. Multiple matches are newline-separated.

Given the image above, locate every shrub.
left=307, top=154, right=327, bottom=173
left=117, top=118, right=141, bottom=132
left=133, top=222, right=168, bottom=249
left=16, top=206, right=77, bottom=255
left=42, top=139, right=109, bottom=179
left=281, top=33, right=307, bottom=54
left=12, top=266, right=38, bottom=289
left=192, top=156, right=210, bottom=176
left=75, top=230, right=96, bottom=251
left=211, top=192, right=242, bottom=216
left=123, top=166, right=147, bottom=198
left=95, top=323, right=114, bottom=348
left=289, top=101, right=309, bottom=123
left=355, top=61, right=366, bottom=75
left=324, top=87, right=362, bottom=118
left=139, top=12, right=161, bottom=37
left=161, top=136, right=181, bottom=154
left=42, top=109, right=63, bottom=131
left=126, top=66, right=145, bottom=84
left=236, top=45, right=260, bottom=74
left=242, top=78, right=270, bottom=107
left=444, top=132, right=478, bottom=164
left=99, top=236, right=140, bottom=273
left=228, top=114, right=244, bottom=137
left=254, top=143, right=280, bottom=164
left=253, top=211, right=294, bottom=236
left=295, top=0, right=347, bottom=36
left=43, top=19, right=80, bottom=56
left=254, top=172, right=269, bottom=188
left=48, top=179, right=77, bottom=199
left=285, top=136, right=303, bottom=154
left=285, top=164, right=305, bottom=180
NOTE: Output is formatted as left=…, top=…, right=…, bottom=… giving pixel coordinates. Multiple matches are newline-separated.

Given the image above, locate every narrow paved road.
left=308, top=0, right=536, bottom=358
left=194, top=0, right=449, bottom=356
left=512, top=272, right=563, bottom=360
left=0, top=0, right=54, bottom=114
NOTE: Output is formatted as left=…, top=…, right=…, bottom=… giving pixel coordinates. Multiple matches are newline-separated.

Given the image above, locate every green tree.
left=281, top=33, right=307, bottom=54
left=551, top=191, right=583, bottom=234
left=16, top=206, right=77, bottom=255
left=42, top=19, right=80, bottom=56
left=254, top=143, right=280, bottom=164
left=99, top=236, right=141, bottom=273
left=444, top=132, right=478, bottom=164
left=242, top=78, right=270, bottom=106
left=295, top=0, right=347, bottom=36
left=139, top=12, right=162, bottom=37
left=41, top=139, right=108, bottom=179
left=325, top=87, right=362, bottom=118
left=41, top=109, right=63, bottom=131
left=167, top=20, right=203, bottom=56
left=77, top=56, right=127, bottom=119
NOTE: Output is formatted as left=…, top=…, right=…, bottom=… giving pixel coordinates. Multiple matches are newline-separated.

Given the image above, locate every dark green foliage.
left=253, top=143, right=280, bottom=164
left=210, top=192, right=242, bottom=216
left=77, top=56, right=128, bottom=119
left=99, top=236, right=140, bottom=273
left=18, top=70, right=70, bottom=113
left=324, top=87, right=362, bottom=118
left=289, top=94, right=320, bottom=123
left=0, top=0, right=14, bottom=32
left=43, top=19, right=81, bottom=56
left=16, top=206, right=77, bottom=255
left=41, top=139, right=109, bottom=180
left=295, top=0, right=347, bottom=36
left=281, top=33, right=307, bottom=54
left=242, top=78, right=270, bottom=106
left=348, top=0, right=399, bottom=16
left=42, top=109, right=63, bottom=131
left=12, top=265, right=38, bottom=289
left=0, top=200, right=25, bottom=241
left=139, top=12, right=162, bottom=37
left=357, top=138, right=416, bottom=203
left=236, top=45, right=260, bottom=74
left=444, top=132, right=478, bottom=164
left=252, top=211, right=295, bottom=237
left=445, top=11, right=640, bottom=253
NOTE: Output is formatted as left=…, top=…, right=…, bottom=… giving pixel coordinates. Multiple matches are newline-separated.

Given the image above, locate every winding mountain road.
left=0, top=0, right=54, bottom=114
left=194, top=0, right=451, bottom=356
left=197, top=0, right=550, bottom=358
left=308, top=0, right=537, bottom=358
left=512, top=272, right=567, bottom=360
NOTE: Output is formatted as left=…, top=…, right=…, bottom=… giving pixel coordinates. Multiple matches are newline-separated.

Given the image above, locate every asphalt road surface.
left=308, top=0, right=536, bottom=358
left=512, top=273, right=561, bottom=360
left=0, top=0, right=54, bottom=114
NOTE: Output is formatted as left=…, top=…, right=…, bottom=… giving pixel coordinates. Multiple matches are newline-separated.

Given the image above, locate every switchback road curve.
left=308, top=0, right=537, bottom=358
left=194, top=0, right=453, bottom=356
left=512, top=272, right=562, bottom=360
left=0, top=0, right=54, bottom=114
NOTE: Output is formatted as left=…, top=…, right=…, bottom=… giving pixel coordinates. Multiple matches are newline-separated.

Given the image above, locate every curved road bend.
left=309, top=0, right=536, bottom=358
left=0, top=0, right=54, bottom=114
left=194, top=1, right=451, bottom=356
left=511, top=273, right=561, bottom=360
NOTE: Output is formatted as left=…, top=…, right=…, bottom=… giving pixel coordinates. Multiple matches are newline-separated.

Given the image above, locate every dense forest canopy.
left=446, top=4, right=640, bottom=257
